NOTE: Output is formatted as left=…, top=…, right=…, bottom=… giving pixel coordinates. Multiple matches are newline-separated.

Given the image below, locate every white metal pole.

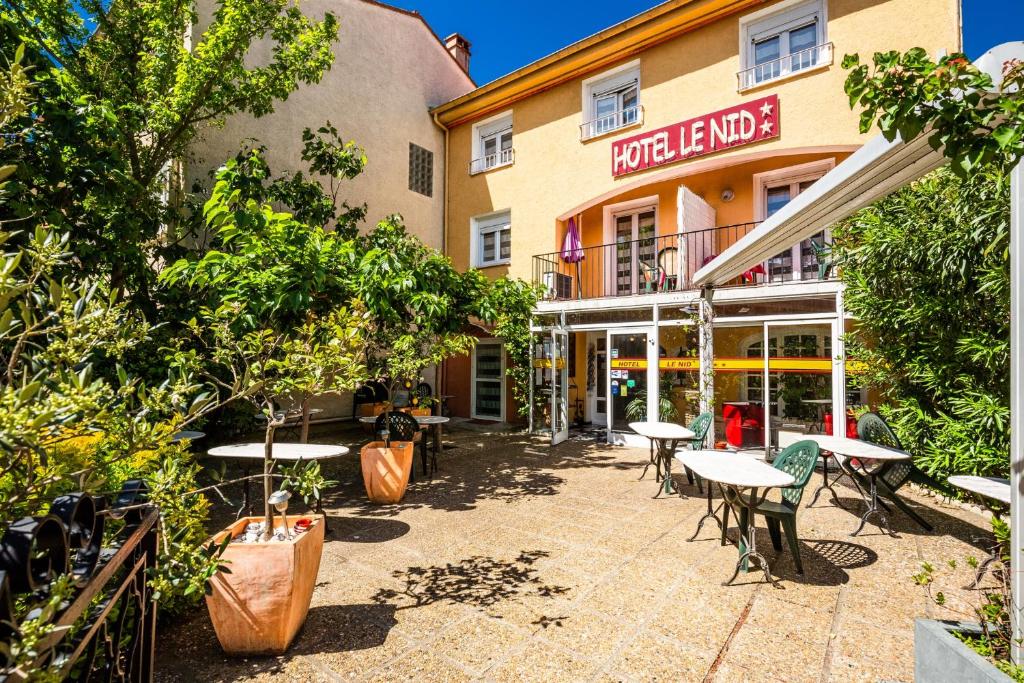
left=1011, top=160, right=1024, bottom=663
left=699, top=289, right=715, bottom=445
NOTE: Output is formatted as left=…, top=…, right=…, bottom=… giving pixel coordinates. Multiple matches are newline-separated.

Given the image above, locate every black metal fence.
left=0, top=481, right=158, bottom=682
left=532, top=222, right=834, bottom=301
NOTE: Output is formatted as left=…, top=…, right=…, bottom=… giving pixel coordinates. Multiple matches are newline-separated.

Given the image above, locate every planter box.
left=205, top=516, right=324, bottom=655
left=915, top=619, right=1012, bottom=682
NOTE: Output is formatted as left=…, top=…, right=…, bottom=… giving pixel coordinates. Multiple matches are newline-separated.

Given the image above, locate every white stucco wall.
left=188, top=0, right=474, bottom=250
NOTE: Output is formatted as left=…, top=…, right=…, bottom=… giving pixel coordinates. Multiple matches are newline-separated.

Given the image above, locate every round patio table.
left=207, top=443, right=349, bottom=525
left=629, top=421, right=695, bottom=498
left=948, top=475, right=1011, bottom=588
left=806, top=434, right=911, bottom=537
left=675, top=449, right=735, bottom=541
left=171, top=430, right=206, bottom=443
left=676, top=449, right=794, bottom=587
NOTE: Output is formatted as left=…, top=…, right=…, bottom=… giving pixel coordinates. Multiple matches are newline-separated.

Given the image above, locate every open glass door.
left=764, top=321, right=834, bottom=454
left=609, top=329, right=651, bottom=431
left=552, top=330, right=569, bottom=445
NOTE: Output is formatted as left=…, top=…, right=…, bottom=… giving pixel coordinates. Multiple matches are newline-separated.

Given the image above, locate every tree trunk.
left=262, top=420, right=275, bottom=541
left=300, top=398, right=311, bottom=444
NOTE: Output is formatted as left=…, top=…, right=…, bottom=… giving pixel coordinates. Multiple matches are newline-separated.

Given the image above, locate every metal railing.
left=0, top=482, right=159, bottom=681
left=469, top=147, right=515, bottom=174
left=580, top=105, right=644, bottom=141
left=532, top=222, right=834, bottom=301
left=737, top=42, right=833, bottom=91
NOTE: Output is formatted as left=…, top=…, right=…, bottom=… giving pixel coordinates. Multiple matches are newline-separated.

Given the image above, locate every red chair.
left=723, top=403, right=764, bottom=447
left=824, top=411, right=859, bottom=438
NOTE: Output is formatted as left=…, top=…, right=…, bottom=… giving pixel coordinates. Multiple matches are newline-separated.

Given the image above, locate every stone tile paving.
left=157, top=427, right=995, bottom=682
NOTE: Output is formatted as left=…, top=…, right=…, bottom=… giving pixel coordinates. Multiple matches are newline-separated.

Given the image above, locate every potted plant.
left=912, top=518, right=1019, bottom=682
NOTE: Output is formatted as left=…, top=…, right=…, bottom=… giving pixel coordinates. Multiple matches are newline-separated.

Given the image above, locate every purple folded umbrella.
left=560, top=217, right=584, bottom=299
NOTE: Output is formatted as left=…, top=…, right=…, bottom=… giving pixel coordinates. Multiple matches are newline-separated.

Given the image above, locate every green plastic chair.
left=809, top=240, right=832, bottom=280
left=855, top=412, right=934, bottom=532
left=722, top=440, right=819, bottom=574
left=679, top=412, right=713, bottom=491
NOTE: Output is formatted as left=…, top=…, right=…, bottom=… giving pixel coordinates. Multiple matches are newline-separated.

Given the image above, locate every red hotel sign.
left=612, top=95, right=779, bottom=177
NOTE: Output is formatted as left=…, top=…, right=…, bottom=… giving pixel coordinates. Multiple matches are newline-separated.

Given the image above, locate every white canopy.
left=691, top=42, right=1024, bottom=660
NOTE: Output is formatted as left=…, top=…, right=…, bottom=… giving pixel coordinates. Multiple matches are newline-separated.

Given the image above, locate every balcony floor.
left=157, top=426, right=991, bottom=682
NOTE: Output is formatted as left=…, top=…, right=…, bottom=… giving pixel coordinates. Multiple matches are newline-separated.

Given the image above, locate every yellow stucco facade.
left=438, top=0, right=960, bottom=281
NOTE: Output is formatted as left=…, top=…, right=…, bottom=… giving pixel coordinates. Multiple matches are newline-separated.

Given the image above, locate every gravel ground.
left=156, top=425, right=994, bottom=682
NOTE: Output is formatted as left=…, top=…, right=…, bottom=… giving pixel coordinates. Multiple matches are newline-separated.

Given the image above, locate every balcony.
left=470, top=147, right=515, bottom=174
left=532, top=222, right=834, bottom=301
left=580, top=104, right=644, bottom=141
left=737, top=42, right=833, bottom=91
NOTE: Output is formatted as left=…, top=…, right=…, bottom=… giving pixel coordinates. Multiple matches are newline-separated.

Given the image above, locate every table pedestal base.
left=721, top=485, right=782, bottom=588
left=851, top=473, right=896, bottom=538
left=689, top=486, right=724, bottom=541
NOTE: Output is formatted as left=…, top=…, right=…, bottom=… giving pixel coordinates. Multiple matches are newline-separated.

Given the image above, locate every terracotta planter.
left=360, top=441, right=414, bottom=503
left=205, top=516, right=324, bottom=655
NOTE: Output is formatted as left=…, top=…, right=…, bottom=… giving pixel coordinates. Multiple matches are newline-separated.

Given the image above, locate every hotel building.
left=433, top=0, right=960, bottom=448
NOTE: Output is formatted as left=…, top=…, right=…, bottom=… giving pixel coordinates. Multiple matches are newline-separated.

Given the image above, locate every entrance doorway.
left=588, top=332, right=608, bottom=428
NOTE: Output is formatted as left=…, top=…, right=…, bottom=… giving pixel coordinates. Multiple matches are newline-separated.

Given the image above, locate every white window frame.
left=471, top=210, right=512, bottom=268
left=753, top=158, right=835, bottom=282
left=471, top=110, right=514, bottom=174
left=471, top=339, right=505, bottom=421
left=738, top=0, right=830, bottom=91
left=580, top=60, right=642, bottom=140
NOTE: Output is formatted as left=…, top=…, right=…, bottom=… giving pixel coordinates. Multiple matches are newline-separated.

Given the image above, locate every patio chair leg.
left=885, top=492, right=934, bottom=532
left=766, top=517, right=782, bottom=551
left=782, top=517, right=802, bottom=574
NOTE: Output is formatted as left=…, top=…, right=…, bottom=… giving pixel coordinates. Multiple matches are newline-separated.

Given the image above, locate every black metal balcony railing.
left=532, top=222, right=833, bottom=301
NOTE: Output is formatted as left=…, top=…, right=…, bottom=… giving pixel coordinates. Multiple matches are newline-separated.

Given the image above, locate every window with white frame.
left=471, top=111, right=514, bottom=174
left=473, top=210, right=511, bottom=267
left=472, top=340, right=504, bottom=420
left=738, top=0, right=830, bottom=90
left=581, top=61, right=641, bottom=140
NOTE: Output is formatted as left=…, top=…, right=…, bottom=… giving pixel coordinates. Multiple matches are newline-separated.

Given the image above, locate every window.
left=581, top=61, right=641, bottom=140
left=408, top=143, right=433, bottom=197
left=738, top=0, right=830, bottom=90
left=472, top=340, right=504, bottom=420
left=753, top=159, right=834, bottom=282
left=472, top=210, right=511, bottom=267
left=471, top=111, right=514, bottom=174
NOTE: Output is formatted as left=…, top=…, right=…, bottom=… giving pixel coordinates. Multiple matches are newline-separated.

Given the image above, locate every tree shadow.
left=372, top=549, right=571, bottom=611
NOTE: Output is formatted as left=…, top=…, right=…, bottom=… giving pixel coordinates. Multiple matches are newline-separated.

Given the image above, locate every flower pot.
left=914, top=619, right=1012, bottom=682
left=204, top=515, right=325, bottom=656
left=360, top=441, right=415, bottom=503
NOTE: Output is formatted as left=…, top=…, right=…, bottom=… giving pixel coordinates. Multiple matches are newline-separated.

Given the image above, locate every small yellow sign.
left=610, top=358, right=647, bottom=369
left=659, top=358, right=699, bottom=371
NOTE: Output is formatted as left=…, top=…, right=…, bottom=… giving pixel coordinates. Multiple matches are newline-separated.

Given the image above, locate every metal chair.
left=679, top=412, right=713, bottom=492
left=855, top=412, right=933, bottom=531
left=809, top=239, right=833, bottom=280
left=374, top=411, right=429, bottom=478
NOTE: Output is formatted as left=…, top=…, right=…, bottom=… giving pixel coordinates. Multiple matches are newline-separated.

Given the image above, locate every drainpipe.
left=432, top=110, right=450, bottom=407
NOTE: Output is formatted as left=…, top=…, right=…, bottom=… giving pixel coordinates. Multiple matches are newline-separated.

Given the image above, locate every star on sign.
left=760, top=119, right=774, bottom=135
left=760, top=101, right=774, bottom=118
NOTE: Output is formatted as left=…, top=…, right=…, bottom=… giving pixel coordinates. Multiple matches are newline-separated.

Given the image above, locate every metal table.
left=677, top=449, right=795, bottom=587
left=806, top=435, right=912, bottom=537
left=206, top=443, right=349, bottom=525
left=629, top=421, right=696, bottom=498
left=675, top=449, right=736, bottom=541
left=948, top=475, right=1011, bottom=588
left=172, top=430, right=206, bottom=443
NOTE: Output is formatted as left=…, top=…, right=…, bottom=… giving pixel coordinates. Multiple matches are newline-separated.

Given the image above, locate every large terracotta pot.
left=205, top=515, right=324, bottom=655
left=360, top=441, right=414, bottom=503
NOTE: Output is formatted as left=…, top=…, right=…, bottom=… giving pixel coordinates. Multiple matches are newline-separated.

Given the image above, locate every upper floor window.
left=472, top=210, right=511, bottom=267
left=408, top=143, right=433, bottom=197
left=471, top=111, right=514, bottom=174
left=738, top=0, right=831, bottom=91
left=581, top=60, right=642, bottom=140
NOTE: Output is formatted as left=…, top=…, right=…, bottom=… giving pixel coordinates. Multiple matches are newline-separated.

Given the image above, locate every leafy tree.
left=836, top=48, right=1022, bottom=479
left=0, top=0, right=339, bottom=303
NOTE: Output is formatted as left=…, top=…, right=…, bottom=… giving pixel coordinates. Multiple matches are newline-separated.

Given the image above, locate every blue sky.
left=388, top=0, right=1023, bottom=85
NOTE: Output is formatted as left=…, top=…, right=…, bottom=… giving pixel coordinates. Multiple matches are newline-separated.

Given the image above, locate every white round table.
left=629, top=422, right=696, bottom=498
left=676, top=450, right=795, bottom=587
left=805, top=435, right=912, bottom=537
left=948, top=475, right=1011, bottom=588
left=172, top=430, right=206, bottom=443
left=207, top=443, right=349, bottom=523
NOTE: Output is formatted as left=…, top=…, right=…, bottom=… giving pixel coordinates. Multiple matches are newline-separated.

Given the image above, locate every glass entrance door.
left=764, top=321, right=834, bottom=452
left=530, top=328, right=569, bottom=445
left=609, top=329, right=651, bottom=431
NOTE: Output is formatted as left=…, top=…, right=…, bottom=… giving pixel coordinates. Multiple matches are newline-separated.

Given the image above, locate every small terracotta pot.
left=205, top=516, right=325, bottom=655
left=360, top=441, right=414, bottom=503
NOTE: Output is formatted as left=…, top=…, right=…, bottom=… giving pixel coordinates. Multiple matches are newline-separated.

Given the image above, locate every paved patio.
left=157, top=427, right=995, bottom=682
